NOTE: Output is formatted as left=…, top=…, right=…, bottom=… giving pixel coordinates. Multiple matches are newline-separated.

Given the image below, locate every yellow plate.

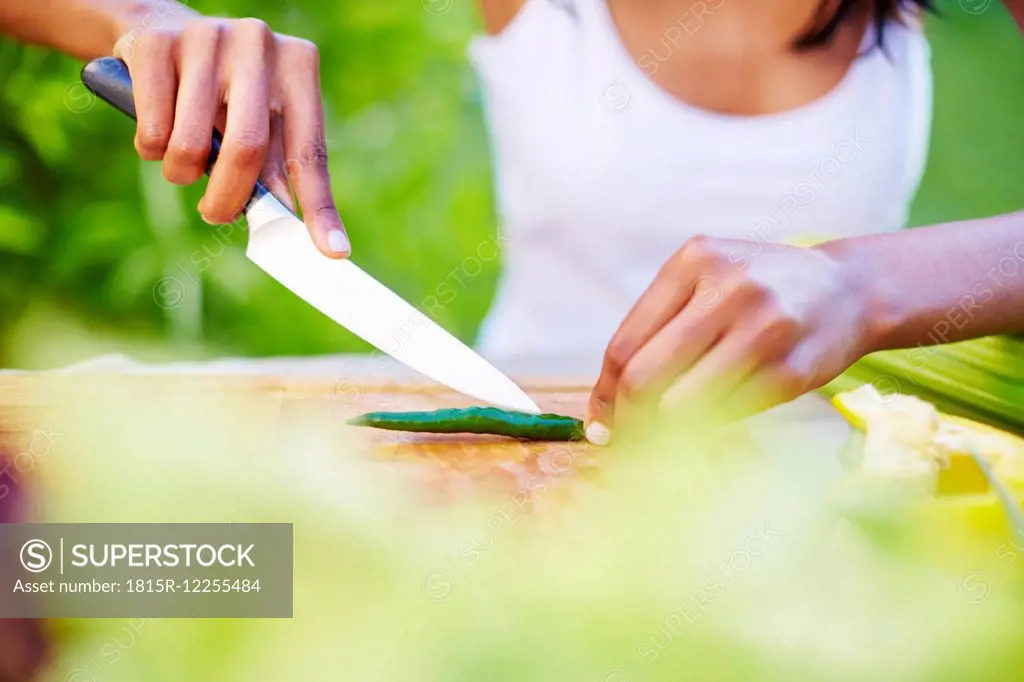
left=910, top=493, right=1022, bottom=574
left=830, top=393, right=868, bottom=430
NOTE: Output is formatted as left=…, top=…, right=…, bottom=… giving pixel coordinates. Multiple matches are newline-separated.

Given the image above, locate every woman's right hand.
left=114, top=6, right=350, bottom=257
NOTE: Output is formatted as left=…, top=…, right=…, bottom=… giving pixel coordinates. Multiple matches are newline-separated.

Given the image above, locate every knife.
left=81, top=57, right=541, bottom=414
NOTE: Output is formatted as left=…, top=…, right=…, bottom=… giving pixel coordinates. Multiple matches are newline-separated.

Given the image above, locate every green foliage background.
left=0, top=0, right=1020, bottom=368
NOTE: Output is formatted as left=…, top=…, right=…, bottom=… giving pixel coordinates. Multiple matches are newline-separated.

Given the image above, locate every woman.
left=1, top=0, right=1022, bottom=447
left=468, top=0, right=1024, bottom=444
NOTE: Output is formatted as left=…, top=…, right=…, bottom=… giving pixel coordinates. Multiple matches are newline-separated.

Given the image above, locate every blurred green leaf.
left=0, top=204, right=44, bottom=254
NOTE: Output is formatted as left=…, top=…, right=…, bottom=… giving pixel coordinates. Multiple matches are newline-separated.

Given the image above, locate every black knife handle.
left=80, top=56, right=269, bottom=205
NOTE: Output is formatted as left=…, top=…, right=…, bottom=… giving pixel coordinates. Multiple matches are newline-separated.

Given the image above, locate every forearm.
left=819, top=210, right=1024, bottom=352
left=0, top=0, right=196, bottom=60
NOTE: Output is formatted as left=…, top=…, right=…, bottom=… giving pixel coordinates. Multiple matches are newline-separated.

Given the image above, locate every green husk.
left=822, top=335, right=1024, bottom=435
left=347, top=407, right=586, bottom=441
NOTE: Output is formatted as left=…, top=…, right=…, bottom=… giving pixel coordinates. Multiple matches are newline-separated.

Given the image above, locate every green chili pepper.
left=347, top=407, right=586, bottom=442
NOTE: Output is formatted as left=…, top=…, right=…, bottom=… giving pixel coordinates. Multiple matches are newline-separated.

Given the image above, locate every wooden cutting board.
left=0, top=371, right=602, bottom=505
left=0, top=354, right=841, bottom=508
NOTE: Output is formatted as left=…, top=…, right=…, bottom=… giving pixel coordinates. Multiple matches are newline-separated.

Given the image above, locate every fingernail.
left=197, top=200, right=214, bottom=225
left=585, top=422, right=612, bottom=446
left=327, top=229, right=350, bottom=255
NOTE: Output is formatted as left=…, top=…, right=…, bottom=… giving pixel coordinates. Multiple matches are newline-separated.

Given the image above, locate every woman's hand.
left=114, top=7, right=349, bottom=257
left=585, top=236, right=878, bottom=444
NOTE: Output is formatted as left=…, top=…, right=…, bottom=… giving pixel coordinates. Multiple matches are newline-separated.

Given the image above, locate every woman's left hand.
left=585, top=235, right=879, bottom=444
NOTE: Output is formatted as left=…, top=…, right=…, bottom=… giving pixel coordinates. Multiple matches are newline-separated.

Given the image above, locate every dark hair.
left=795, top=0, right=936, bottom=50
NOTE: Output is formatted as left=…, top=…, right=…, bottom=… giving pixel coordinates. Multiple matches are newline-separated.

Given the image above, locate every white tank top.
left=468, top=0, right=933, bottom=372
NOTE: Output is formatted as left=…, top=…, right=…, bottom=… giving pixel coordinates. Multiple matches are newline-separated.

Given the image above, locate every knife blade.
left=80, top=57, right=541, bottom=414
left=244, top=191, right=541, bottom=411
